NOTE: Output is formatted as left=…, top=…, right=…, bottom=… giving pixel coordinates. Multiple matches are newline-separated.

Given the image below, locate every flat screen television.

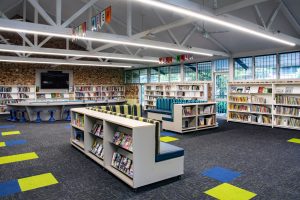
left=40, top=71, right=69, bottom=89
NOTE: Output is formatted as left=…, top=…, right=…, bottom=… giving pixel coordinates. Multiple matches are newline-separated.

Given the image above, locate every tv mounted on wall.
left=40, top=71, right=69, bottom=89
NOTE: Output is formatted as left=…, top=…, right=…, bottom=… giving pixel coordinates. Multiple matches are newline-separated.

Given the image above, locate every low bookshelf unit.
left=70, top=108, right=184, bottom=188
left=227, top=81, right=300, bottom=130
left=162, top=102, right=217, bottom=133
left=144, top=83, right=208, bottom=110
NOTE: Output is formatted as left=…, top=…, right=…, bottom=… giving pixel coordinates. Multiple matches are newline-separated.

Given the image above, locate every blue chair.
left=34, top=110, right=42, bottom=123
left=48, top=110, right=56, bottom=122
left=7, top=109, right=16, bottom=121
left=64, top=109, right=71, bottom=121
left=19, top=110, right=27, bottom=123
left=13, top=110, right=19, bottom=121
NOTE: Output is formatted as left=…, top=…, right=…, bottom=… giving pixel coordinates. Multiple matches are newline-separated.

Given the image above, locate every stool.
left=48, top=110, right=56, bottom=122
left=7, top=109, right=16, bottom=122
left=34, top=110, right=42, bottom=123
left=19, top=110, right=27, bottom=123
left=64, top=109, right=71, bottom=121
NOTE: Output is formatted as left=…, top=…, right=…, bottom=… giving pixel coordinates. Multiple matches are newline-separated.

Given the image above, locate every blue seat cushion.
left=155, top=142, right=184, bottom=162
left=162, top=116, right=173, bottom=122
left=146, top=109, right=172, bottom=115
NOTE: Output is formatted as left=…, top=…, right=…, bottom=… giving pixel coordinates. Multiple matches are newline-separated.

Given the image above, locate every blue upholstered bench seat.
left=162, top=116, right=173, bottom=122
left=155, top=142, right=184, bottom=162
left=146, top=109, right=172, bottom=115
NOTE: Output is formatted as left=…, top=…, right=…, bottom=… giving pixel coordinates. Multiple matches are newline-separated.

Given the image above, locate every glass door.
left=214, top=73, right=229, bottom=118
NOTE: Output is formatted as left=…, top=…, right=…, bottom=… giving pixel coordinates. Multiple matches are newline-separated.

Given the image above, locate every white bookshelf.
left=162, top=102, right=217, bottom=133
left=227, top=81, right=300, bottom=130
left=70, top=107, right=183, bottom=188
left=74, top=85, right=125, bottom=101
left=0, top=85, right=36, bottom=114
left=144, top=83, right=208, bottom=110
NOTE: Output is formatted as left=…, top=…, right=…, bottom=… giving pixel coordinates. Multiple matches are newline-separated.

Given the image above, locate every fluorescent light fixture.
left=0, top=57, right=132, bottom=68
left=132, top=0, right=296, bottom=46
left=0, top=48, right=159, bottom=63
left=0, top=26, right=212, bottom=56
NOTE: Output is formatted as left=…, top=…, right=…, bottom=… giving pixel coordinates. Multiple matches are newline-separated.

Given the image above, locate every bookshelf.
left=144, top=83, right=208, bottom=110
left=162, top=102, right=217, bottom=133
left=0, top=85, right=36, bottom=114
left=71, top=108, right=183, bottom=188
left=227, top=81, right=300, bottom=130
left=74, top=85, right=125, bottom=101
left=36, top=91, right=74, bottom=101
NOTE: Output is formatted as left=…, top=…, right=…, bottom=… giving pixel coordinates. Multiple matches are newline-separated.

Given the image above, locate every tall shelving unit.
left=70, top=108, right=183, bottom=188
left=74, top=85, right=125, bottom=101
left=0, top=85, right=36, bottom=114
left=227, top=81, right=300, bottom=130
left=144, top=83, right=208, bottom=110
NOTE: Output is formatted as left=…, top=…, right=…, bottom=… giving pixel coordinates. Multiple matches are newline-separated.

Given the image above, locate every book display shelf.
left=0, top=85, right=36, bottom=114
left=144, top=83, right=208, bottom=110
left=227, top=81, right=300, bottom=130
left=162, top=102, right=217, bottom=133
left=36, top=91, right=74, bottom=101
left=74, top=85, right=125, bottom=101
left=70, top=108, right=183, bottom=188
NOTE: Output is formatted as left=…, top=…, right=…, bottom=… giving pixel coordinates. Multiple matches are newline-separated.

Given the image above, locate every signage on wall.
left=72, top=6, right=112, bottom=40
left=159, top=54, right=194, bottom=64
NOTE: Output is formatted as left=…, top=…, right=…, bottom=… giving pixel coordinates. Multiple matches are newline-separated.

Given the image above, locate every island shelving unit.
left=227, top=81, right=300, bottom=130
left=70, top=107, right=184, bottom=188
left=162, top=102, right=217, bottom=133
left=144, top=83, right=209, bottom=110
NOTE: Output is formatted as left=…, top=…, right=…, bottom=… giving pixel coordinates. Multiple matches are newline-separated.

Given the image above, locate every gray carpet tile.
left=0, top=118, right=299, bottom=200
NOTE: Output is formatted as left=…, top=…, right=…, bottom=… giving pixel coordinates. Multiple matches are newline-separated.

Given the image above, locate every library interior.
left=0, top=0, right=299, bottom=199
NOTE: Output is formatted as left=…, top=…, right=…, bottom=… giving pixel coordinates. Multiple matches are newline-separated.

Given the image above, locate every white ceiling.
left=1, top=0, right=300, bottom=60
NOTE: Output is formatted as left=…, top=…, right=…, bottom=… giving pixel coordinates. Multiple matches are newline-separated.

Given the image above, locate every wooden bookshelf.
left=74, top=85, right=125, bottom=101
left=227, top=81, right=300, bottom=130
left=162, top=102, right=217, bottom=133
left=0, top=85, right=36, bottom=114
left=144, top=83, right=208, bottom=110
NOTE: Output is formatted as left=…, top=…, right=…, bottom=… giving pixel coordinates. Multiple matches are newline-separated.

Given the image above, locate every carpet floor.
left=0, top=118, right=299, bottom=200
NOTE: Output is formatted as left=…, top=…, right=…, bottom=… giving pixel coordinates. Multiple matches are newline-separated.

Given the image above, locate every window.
left=125, top=71, right=132, bottom=84
left=280, top=52, right=300, bottom=79
left=170, top=65, right=181, bottom=82
left=234, top=57, right=253, bottom=80
left=159, top=66, right=169, bottom=82
left=150, top=67, right=159, bottom=83
left=198, top=62, right=212, bottom=81
left=139, top=69, right=148, bottom=83
left=215, top=59, right=229, bottom=72
left=132, top=70, right=140, bottom=83
left=184, top=63, right=197, bottom=81
left=255, top=54, right=276, bottom=80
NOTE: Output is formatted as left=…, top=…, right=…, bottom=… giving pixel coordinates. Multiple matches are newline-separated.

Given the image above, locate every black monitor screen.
left=40, top=71, right=69, bottom=89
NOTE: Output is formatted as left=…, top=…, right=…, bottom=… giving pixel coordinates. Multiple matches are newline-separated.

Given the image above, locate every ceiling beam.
left=62, top=0, right=98, bottom=28
left=0, top=55, right=135, bottom=68
left=254, top=5, right=266, bottom=29
left=56, top=0, right=61, bottom=26
left=28, top=0, right=56, bottom=26
left=215, top=0, right=271, bottom=15
left=181, top=26, right=197, bottom=46
left=280, top=0, right=300, bottom=35
left=0, top=44, right=159, bottom=63
left=267, top=2, right=282, bottom=30
left=3, top=0, right=23, bottom=14
left=127, top=0, right=132, bottom=37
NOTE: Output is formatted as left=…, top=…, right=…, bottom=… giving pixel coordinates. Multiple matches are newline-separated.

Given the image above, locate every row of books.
left=90, top=123, right=104, bottom=138
left=111, top=152, right=133, bottom=178
left=0, top=99, right=21, bottom=105
left=274, top=117, right=300, bottom=128
left=75, top=86, right=101, bottom=92
left=74, top=114, right=84, bottom=128
left=91, top=140, right=104, bottom=159
left=0, top=87, right=12, bottom=92
left=112, top=132, right=133, bottom=152
left=76, top=92, right=101, bottom=97
left=251, top=96, right=267, bottom=104
left=275, top=106, right=300, bottom=116
left=229, top=104, right=250, bottom=111
left=17, top=87, right=32, bottom=92
left=198, top=116, right=215, bottom=126
left=182, top=118, right=195, bottom=128
left=275, top=95, right=300, bottom=105
left=0, top=94, right=12, bottom=99
left=230, top=86, right=272, bottom=94
left=102, top=86, right=124, bottom=91
left=229, top=113, right=271, bottom=124
left=251, top=105, right=272, bottom=113
left=275, top=86, right=294, bottom=94
left=183, top=106, right=194, bottom=116
left=18, top=94, right=30, bottom=98
left=74, top=130, right=84, bottom=142
left=199, top=105, right=215, bottom=114
left=229, top=96, right=267, bottom=104
left=229, top=96, right=249, bottom=103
